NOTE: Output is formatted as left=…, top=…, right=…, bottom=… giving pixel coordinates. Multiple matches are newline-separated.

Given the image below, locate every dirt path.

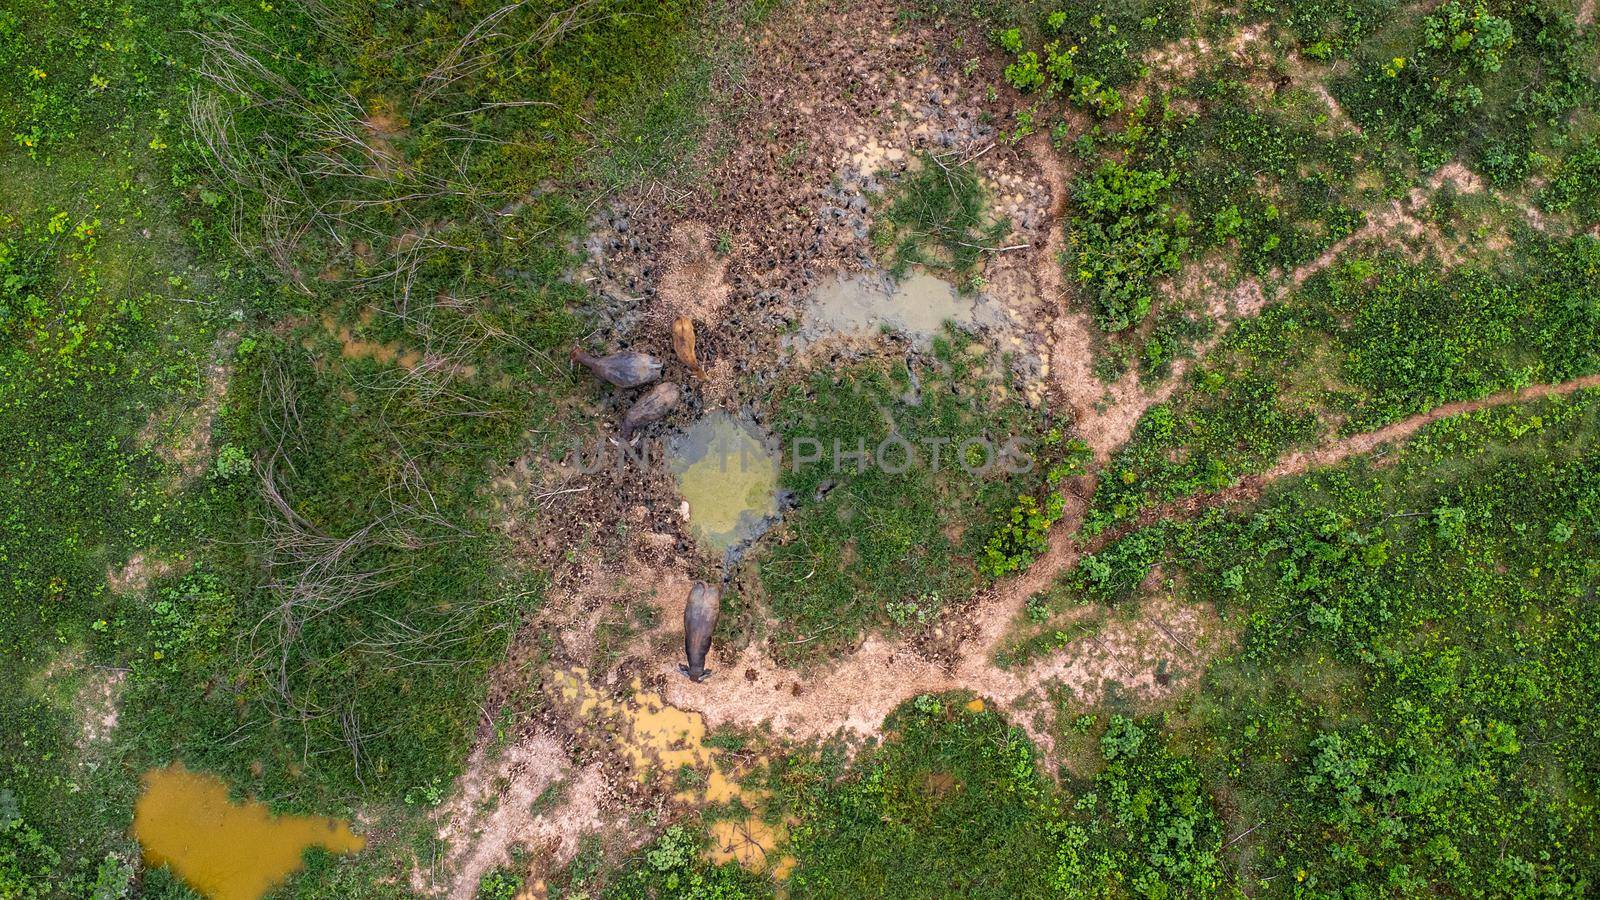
left=1267, top=372, right=1600, bottom=477
left=433, top=6, right=1600, bottom=884
left=663, top=371, right=1600, bottom=747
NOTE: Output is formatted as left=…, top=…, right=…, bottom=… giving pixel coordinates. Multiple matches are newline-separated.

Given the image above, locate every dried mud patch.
left=1025, top=595, right=1230, bottom=717
left=708, top=816, right=796, bottom=879
left=548, top=667, right=763, bottom=807
left=488, top=435, right=692, bottom=577
left=139, top=340, right=233, bottom=484
left=464, top=1, right=1319, bottom=875
left=580, top=0, right=1065, bottom=411
left=428, top=735, right=613, bottom=900
left=106, top=549, right=189, bottom=596
left=655, top=221, right=732, bottom=325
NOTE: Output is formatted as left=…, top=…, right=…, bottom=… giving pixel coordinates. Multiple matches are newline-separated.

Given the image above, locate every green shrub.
left=0, top=801, right=57, bottom=899
left=1068, top=162, right=1190, bottom=332
left=978, top=493, right=1067, bottom=577
left=1335, top=0, right=1597, bottom=181
left=1540, top=140, right=1600, bottom=225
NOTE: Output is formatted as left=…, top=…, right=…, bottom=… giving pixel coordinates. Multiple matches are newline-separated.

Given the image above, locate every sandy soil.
left=29, top=647, right=128, bottom=749
left=428, top=1, right=1600, bottom=890
left=427, top=736, right=609, bottom=900
left=432, top=359, right=1591, bottom=898
left=76, top=668, right=127, bottom=746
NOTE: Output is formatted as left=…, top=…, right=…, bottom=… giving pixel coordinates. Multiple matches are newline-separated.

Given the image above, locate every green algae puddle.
left=669, top=413, right=780, bottom=556
left=133, top=764, right=364, bottom=900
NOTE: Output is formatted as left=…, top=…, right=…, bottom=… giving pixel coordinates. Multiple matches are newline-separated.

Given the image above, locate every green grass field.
left=3, top=0, right=1599, bottom=896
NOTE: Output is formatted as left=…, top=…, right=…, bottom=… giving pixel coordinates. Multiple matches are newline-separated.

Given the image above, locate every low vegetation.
left=4, top=0, right=1599, bottom=896
left=3, top=0, right=732, bottom=891
left=1090, top=235, right=1600, bottom=530
left=761, top=332, right=1067, bottom=655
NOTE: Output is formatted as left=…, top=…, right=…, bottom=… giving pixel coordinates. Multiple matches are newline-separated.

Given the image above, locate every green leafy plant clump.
left=1002, top=390, right=1600, bottom=891
left=1335, top=0, right=1598, bottom=183
left=978, top=433, right=1092, bottom=577
left=1068, top=161, right=1192, bottom=332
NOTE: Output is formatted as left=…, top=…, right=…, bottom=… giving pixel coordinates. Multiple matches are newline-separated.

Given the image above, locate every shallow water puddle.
left=133, top=764, right=364, bottom=900
left=790, top=270, right=1009, bottom=348
left=550, top=670, right=797, bottom=878
left=550, top=668, right=747, bottom=804
left=668, top=413, right=780, bottom=555
left=708, top=817, right=797, bottom=879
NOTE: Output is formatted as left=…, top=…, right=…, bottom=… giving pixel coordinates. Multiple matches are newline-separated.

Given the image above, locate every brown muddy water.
left=788, top=270, right=1011, bottom=349
left=551, top=667, right=749, bottom=804
left=551, top=668, right=798, bottom=877
left=669, top=413, right=780, bottom=555
left=132, top=764, right=364, bottom=900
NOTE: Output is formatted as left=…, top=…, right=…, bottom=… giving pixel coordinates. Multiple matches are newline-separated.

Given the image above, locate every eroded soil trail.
left=430, top=3, right=1600, bottom=888
left=437, top=352, right=1600, bottom=900
left=663, top=371, right=1600, bottom=749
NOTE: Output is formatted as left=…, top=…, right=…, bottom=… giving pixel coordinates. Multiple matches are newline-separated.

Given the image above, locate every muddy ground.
left=416, top=0, right=1585, bottom=895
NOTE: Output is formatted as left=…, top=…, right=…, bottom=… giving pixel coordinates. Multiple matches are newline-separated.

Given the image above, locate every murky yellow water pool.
left=132, top=764, right=364, bottom=900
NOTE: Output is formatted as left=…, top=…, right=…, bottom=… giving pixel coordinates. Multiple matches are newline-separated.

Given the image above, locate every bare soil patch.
left=140, top=338, right=233, bottom=484
left=438, top=4, right=1600, bottom=887
left=106, top=549, right=189, bottom=595
left=428, top=735, right=610, bottom=900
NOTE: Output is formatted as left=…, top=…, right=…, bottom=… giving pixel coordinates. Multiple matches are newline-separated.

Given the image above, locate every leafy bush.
left=1244, top=0, right=1397, bottom=58
left=0, top=800, right=57, bottom=899
left=978, top=493, right=1067, bottom=577
left=1335, top=0, right=1598, bottom=181
left=978, top=434, right=1091, bottom=577
left=1051, top=716, right=1225, bottom=895
left=1068, top=162, right=1191, bottom=332
left=477, top=867, right=522, bottom=899
left=778, top=699, right=1226, bottom=898
left=1540, top=139, right=1600, bottom=225
left=1088, top=236, right=1600, bottom=528
left=1163, top=394, right=1600, bottom=890
left=782, top=697, right=1059, bottom=898
left=1004, top=51, right=1045, bottom=92
left=1422, top=0, right=1515, bottom=74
